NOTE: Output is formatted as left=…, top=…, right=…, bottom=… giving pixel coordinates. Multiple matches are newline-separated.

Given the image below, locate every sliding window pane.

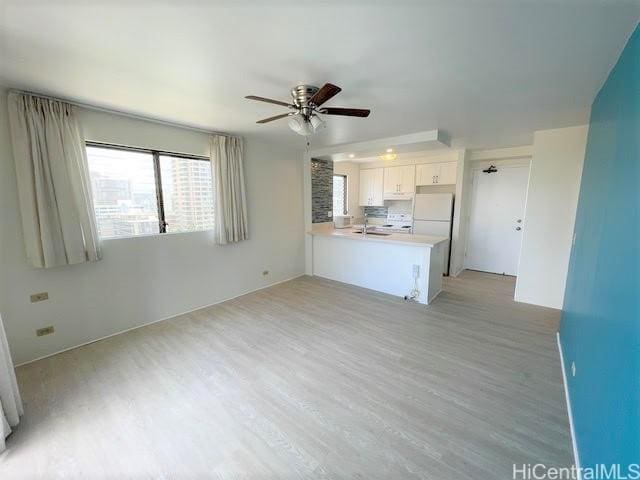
left=86, top=146, right=159, bottom=238
left=159, top=155, right=214, bottom=233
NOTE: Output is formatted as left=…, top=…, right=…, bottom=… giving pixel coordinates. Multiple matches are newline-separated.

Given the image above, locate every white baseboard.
left=427, top=288, right=442, bottom=304
left=557, top=332, right=582, bottom=478
left=16, top=274, right=305, bottom=367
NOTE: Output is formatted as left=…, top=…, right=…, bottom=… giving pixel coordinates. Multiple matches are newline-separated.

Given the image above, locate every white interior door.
left=465, top=165, right=529, bottom=276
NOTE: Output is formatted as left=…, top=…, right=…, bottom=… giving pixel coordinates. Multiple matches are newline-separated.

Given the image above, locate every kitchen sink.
left=351, top=230, right=392, bottom=236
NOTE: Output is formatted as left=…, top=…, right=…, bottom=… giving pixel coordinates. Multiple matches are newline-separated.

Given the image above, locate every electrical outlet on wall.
left=30, top=292, right=49, bottom=303
left=36, top=326, right=54, bottom=337
left=327, top=211, right=333, bottom=218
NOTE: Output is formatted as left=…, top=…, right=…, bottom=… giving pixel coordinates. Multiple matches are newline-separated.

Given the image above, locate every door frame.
left=463, top=157, right=532, bottom=275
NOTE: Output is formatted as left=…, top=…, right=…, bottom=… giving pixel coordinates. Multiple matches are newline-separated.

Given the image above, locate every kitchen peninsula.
left=308, top=225, right=448, bottom=304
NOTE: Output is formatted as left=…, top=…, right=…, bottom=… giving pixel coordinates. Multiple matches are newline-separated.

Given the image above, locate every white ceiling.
left=1, top=1, right=638, bottom=151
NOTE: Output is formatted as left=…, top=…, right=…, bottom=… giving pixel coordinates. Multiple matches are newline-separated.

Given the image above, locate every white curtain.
left=7, top=92, right=101, bottom=268
left=211, top=135, right=248, bottom=244
left=0, top=314, right=22, bottom=453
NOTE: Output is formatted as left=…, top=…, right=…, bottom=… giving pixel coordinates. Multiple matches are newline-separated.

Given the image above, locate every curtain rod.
left=10, top=88, right=235, bottom=138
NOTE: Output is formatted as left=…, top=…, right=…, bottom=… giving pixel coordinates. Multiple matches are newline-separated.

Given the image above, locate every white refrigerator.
left=413, top=193, right=454, bottom=275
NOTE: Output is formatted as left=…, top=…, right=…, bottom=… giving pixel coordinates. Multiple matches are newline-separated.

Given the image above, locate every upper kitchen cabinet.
left=383, top=165, right=415, bottom=199
left=438, top=162, right=458, bottom=185
left=359, top=168, right=384, bottom=206
left=416, top=161, right=458, bottom=186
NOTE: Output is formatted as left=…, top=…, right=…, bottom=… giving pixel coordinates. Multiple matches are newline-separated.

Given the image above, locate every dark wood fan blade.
left=321, top=107, right=370, bottom=117
left=308, top=83, right=342, bottom=106
left=245, top=95, right=292, bottom=108
left=256, top=113, right=292, bottom=124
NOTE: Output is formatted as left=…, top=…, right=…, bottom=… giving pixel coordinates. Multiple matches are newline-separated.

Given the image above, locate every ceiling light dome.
left=309, top=114, right=325, bottom=131
left=288, top=114, right=313, bottom=136
left=288, top=113, right=325, bottom=136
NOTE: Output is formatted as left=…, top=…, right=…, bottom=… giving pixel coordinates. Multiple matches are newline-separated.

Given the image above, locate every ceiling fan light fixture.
left=246, top=83, right=371, bottom=134
left=309, top=114, right=325, bottom=132
left=288, top=114, right=313, bottom=136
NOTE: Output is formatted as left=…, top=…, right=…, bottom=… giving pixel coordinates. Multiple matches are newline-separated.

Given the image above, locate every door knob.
left=516, top=226, right=522, bottom=231
left=517, top=219, right=522, bottom=223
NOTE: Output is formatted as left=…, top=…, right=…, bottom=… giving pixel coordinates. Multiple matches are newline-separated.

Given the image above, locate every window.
left=333, top=174, right=347, bottom=216
left=86, top=143, right=213, bottom=239
left=159, top=155, right=214, bottom=234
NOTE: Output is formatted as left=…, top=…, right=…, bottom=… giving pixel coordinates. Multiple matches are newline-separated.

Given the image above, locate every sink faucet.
left=362, top=213, right=368, bottom=235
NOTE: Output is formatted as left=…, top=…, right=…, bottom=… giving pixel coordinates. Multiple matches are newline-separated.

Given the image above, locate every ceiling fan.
left=245, top=83, right=371, bottom=136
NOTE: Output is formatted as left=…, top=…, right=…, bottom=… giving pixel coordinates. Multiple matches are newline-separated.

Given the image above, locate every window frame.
left=86, top=141, right=211, bottom=237
left=333, top=174, right=348, bottom=216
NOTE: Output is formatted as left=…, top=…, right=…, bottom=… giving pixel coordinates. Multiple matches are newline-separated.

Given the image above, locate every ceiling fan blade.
left=256, top=112, right=292, bottom=124
left=320, top=107, right=370, bottom=117
left=245, top=95, right=293, bottom=108
left=308, top=83, right=342, bottom=106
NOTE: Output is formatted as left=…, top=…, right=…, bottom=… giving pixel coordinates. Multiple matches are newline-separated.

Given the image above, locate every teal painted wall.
left=560, top=24, right=639, bottom=467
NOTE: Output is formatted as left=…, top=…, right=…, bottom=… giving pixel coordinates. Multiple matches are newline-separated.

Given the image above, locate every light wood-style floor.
left=1, top=271, right=572, bottom=479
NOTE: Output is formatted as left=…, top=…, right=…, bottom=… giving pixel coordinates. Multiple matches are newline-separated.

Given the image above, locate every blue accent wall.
left=560, top=25, right=639, bottom=467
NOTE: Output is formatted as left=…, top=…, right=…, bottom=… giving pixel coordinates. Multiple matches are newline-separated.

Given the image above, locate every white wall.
left=333, top=161, right=362, bottom=220
left=448, top=149, right=466, bottom=276
left=515, top=125, right=588, bottom=309
left=0, top=89, right=305, bottom=365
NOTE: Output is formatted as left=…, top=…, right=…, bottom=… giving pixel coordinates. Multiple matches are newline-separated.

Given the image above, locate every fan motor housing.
left=290, top=85, right=319, bottom=107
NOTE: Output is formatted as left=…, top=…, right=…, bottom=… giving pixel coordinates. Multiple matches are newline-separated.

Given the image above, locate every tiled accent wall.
left=311, top=158, right=333, bottom=223
left=363, top=206, right=388, bottom=218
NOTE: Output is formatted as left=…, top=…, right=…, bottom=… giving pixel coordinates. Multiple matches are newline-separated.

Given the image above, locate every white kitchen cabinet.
left=383, top=165, right=415, bottom=199
left=438, top=162, right=458, bottom=185
left=416, top=162, right=458, bottom=186
left=416, top=163, right=439, bottom=186
left=358, top=168, right=384, bottom=206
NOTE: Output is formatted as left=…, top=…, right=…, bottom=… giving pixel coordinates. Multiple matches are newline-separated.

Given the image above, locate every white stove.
left=375, top=213, right=413, bottom=234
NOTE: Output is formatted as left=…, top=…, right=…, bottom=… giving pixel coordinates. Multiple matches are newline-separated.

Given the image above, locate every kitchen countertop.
left=308, top=225, right=448, bottom=248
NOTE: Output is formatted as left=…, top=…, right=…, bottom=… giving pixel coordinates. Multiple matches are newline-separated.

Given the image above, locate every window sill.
left=100, top=228, right=214, bottom=242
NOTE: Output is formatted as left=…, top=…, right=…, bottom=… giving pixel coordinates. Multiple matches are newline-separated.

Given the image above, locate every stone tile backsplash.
left=363, top=206, right=388, bottom=218
left=311, top=158, right=333, bottom=223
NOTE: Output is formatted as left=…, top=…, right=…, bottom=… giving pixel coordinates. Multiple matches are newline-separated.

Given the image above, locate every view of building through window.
left=160, top=155, right=214, bottom=234
left=333, top=174, right=347, bottom=216
left=86, top=145, right=214, bottom=239
left=87, top=146, right=159, bottom=238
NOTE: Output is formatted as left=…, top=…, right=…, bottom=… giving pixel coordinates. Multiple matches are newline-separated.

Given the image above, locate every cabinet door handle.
left=435, top=175, right=439, bottom=184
